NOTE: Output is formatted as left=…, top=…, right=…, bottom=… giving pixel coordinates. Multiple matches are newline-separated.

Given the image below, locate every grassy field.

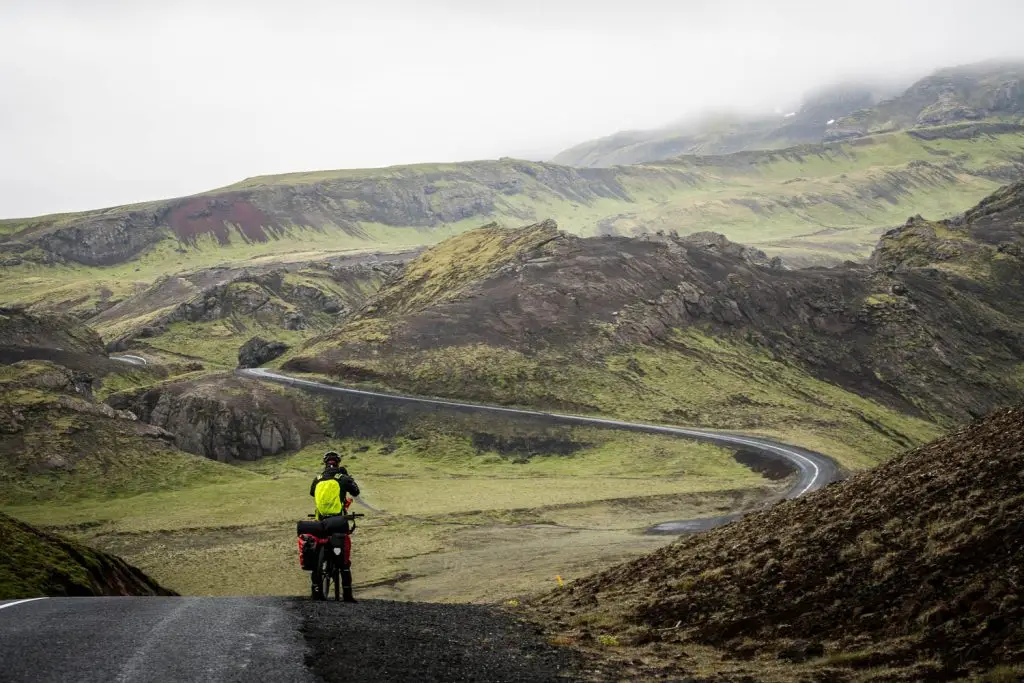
left=0, top=362, right=246, bottom=506
left=2, top=428, right=785, bottom=600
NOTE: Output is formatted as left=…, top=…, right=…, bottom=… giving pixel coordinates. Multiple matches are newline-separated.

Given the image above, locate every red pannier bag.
left=297, top=533, right=319, bottom=570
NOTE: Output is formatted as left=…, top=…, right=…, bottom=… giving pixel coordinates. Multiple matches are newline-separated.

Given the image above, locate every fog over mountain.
left=2, top=0, right=1023, bottom=217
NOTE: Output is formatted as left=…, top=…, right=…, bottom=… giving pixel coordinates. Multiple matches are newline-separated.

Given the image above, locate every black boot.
left=342, top=567, right=356, bottom=603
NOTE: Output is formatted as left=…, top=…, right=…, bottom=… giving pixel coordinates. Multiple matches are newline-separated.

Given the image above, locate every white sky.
left=2, top=0, right=1023, bottom=217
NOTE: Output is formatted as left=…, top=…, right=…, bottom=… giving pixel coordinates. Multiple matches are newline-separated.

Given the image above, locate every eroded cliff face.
left=0, top=160, right=638, bottom=267
left=108, top=374, right=325, bottom=461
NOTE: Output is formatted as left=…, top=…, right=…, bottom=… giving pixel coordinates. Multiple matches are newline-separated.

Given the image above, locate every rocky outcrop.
left=679, top=231, right=785, bottom=269
left=109, top=374, right=324, bottom=461
left=916, top=91, right=983, bottom=126
left=6, top=359, right=95, bottom=400
left=2, top=160, right=636, bottom=267
left=0, top=307, right=105, bottom=357
left=98, top=258, right=404, bottom=351
left=288, top=183, right=1024, bottom=425
left=1, top=512, right=175, bottom=598
left=0, top=307, right=115, bottom=374
left=238, top=336, right=289, bottom=368
left=26, top=208, right=169, bottom=267
left=835, top=60, right=1024, bottom=135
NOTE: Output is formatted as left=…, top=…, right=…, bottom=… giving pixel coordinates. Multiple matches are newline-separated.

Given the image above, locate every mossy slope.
left=0, top=512, right=174, bottom=598
left=0, top=360, right=247, bottom=506
left=285, top=184, right=1024, bottom=467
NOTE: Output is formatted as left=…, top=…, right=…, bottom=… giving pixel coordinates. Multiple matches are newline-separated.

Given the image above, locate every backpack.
left=314, top=476, right=343, bottom=516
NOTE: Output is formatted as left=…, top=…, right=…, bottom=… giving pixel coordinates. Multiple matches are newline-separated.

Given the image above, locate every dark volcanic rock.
left=0, top=307, right=125, bottom=376
left=238, top=336, right=289, bottom=368
left=291, top=183, right=1024, bottom=425
left=108, top=374, right=324, bottom=461
left=679, top=231, right=784, bottom=269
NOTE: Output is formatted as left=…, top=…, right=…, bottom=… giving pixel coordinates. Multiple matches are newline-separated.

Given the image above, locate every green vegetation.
left=3, top=127, right=1023, bottom=319
left=297, top=330, right=942, bottom=471
left=0, top=512, right=168, bottom=598
left=141, top=319, right=309, bottom=367
left=225, top=129, right=1024, bottom=263
left=0, top=361, right=249, bottom=506
left=2, top=224, right=418, bottom=319
left=369, top=222, right=557, bottom=315
left=4, top=427, right=779, bottom=598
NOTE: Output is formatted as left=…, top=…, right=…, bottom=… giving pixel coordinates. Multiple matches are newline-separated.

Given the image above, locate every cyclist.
left=309, top=451, right=361, bottom=601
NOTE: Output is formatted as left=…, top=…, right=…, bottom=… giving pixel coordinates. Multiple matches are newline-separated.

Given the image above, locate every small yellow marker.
left=556, top=575, right=564, bottom=588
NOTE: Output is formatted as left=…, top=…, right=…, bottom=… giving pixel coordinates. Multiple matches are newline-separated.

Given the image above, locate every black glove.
left=338, top=466, right=348, bottom=475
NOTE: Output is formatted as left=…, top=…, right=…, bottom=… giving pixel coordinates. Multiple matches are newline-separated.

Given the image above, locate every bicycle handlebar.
left=306, top=513, right=366, bottom=520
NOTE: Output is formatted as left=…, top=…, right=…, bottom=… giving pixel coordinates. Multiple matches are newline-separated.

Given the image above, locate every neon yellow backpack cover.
left=314, top=478, right=343, bottom=516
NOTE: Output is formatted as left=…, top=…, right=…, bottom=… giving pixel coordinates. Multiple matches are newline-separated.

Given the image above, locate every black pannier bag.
left=296, top=520, right=325, bottom=536
left=322, top=516, right=350, bottom=535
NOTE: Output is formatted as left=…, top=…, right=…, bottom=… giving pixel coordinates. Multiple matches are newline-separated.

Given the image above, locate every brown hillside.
left=533, top=404, right=1024, bottom=681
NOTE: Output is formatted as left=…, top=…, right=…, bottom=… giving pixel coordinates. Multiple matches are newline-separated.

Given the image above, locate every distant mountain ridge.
left=553, top=60, right=1024, bottom=167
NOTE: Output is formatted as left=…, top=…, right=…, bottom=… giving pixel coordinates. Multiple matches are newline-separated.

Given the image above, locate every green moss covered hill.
left=283, top=181, right=1024, bottom=469
left=2, top=61, right=1023, bottom=323
left=0, top=513, right=174, bottom=598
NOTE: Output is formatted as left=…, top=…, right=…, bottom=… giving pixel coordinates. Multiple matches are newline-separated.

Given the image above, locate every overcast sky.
left=2, top=0, right=1023, bottom=218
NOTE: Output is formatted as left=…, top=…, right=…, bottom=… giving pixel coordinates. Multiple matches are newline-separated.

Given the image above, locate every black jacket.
left=309, top=466, right=361, bottom=499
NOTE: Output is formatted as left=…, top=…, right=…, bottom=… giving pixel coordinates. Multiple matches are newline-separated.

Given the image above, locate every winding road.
left=3, top=363, right=842, bottom=682
left=237, top=368, right=841, bottom=533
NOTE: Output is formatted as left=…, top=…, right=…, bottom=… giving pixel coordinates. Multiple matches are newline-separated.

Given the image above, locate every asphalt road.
left=0, top=597, right=314, bottom=683
left=238, top=368, right=841, bottom=533
left=110, top=354, right=149, bottom=366
left=0, top=369, right=842, bottom=682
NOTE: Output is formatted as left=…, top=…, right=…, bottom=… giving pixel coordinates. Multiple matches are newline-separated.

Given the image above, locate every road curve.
left=239, top=368, right=841, bottom=533
left=111, top=354, right=149, bottom=366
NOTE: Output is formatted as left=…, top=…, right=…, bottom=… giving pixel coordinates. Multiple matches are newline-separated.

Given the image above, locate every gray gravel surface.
left=0, top=597, right=315, bottom=683
left=296, top=598, right=582, bottom=682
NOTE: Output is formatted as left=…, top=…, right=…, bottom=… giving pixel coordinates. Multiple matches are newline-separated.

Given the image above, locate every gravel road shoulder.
left=295, top=598, right=585, bottom=682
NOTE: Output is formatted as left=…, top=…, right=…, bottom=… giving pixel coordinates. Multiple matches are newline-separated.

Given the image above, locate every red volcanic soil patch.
left=167, top=194, right=278, bottom=244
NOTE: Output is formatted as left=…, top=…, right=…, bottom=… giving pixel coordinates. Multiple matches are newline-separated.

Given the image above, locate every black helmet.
left=323, top=451, right=341, bottom=466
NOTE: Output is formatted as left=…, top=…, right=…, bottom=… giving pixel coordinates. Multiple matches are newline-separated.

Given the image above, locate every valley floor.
left=6, top=430, right=787, bottom=602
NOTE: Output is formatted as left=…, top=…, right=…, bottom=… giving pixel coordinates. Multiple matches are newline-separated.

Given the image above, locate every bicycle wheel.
left=316, top=547, right=332, bottom=601
left=333, top=565, right=341, bottom=601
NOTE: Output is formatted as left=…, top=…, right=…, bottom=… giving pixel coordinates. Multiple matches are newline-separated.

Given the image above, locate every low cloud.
left=1, top=0, right=1022, bottom=216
